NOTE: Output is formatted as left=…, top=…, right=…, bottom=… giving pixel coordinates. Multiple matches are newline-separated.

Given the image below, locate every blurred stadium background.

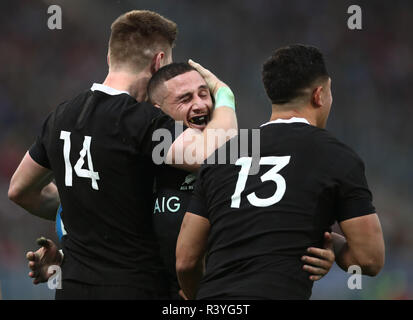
left=0, top=0, right=412, bottom=299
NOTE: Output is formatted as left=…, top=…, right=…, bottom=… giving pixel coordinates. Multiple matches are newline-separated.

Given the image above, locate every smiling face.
left=157, top=70, right=213, bottom=130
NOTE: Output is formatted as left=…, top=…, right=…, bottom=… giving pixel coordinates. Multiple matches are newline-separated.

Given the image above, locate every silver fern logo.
left=180, top=174, right=197, bottom=191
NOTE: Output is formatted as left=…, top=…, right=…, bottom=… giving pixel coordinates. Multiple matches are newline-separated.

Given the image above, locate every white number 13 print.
left=230, top=156, right=291, bottom=208
left=60, top=130, right=100, bottom=190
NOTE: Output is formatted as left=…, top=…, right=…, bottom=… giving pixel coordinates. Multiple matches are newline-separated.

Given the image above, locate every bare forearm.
left=335, top=242, right=382, bottom=276
left=333, top=231, right=366, bottom=272
left=335, top=241, right=356, bottom=272
left=16, top=182, right=59, bottom=221
left=177, top=260, right=204, bottom=300
left=205, top=107, right=237, bottom=131
left=337, top=215, right=385, bottom=276
left=168, top=108, right=238, bottom=171
left=202, top=107, right=238, bottom=161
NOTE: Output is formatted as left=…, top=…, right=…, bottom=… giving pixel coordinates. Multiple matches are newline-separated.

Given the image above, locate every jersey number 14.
left=230, top=156, right=290, bottom=208
left=60, top=130, right=100, bottom=190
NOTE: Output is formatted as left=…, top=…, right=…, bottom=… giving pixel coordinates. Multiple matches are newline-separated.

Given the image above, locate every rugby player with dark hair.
left=176, top=44, right=385, bottom=300
left=8, top=10, right=237, bottom=299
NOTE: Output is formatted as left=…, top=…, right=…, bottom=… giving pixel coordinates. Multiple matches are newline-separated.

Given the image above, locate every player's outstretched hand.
left=26, top=237, right=62, bottom=285
left=188, top=59, right=228, bottom=96
left=301, top=232, right=335, bottom=281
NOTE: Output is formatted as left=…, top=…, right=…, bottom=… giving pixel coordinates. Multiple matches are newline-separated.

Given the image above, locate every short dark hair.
left=147, top=62, right=196, bottom=103
left=262, top=44, right=329, bottom=104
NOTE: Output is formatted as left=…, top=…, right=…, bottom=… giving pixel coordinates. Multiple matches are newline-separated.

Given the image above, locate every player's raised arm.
left=165, top=60, right=238, bottom=171
left=8, top=152, right=59, bottom=221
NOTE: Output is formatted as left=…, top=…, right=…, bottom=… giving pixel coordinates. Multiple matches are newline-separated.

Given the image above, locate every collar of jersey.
left=91, top=83, right=130, bottom=96
left=260, top=117, right=310, bottom=127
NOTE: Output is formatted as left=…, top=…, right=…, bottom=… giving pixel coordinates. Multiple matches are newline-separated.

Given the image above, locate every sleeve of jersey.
left=28, top=114, right=52, bottom=169
left=336, top=158, right=376, bottom=222
left=186, top=167, right=209, bottom=219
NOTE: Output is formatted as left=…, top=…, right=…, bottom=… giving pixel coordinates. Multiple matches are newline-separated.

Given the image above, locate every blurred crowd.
left=0, top=0, right=412, bottom=299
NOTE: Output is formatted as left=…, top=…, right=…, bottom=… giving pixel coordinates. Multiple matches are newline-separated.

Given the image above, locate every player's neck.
left=269, top=104, right=317, bottom=126
left=103, top=70, right=150, bottom=102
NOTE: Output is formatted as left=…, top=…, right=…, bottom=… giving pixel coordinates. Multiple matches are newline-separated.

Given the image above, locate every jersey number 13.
left=230, top=156, right=290, bottom=208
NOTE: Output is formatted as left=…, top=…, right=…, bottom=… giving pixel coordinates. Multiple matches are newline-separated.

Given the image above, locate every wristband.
left=214, top=87, right=235, bottom=111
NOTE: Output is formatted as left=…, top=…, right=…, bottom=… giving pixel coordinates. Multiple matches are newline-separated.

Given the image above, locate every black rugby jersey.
left=153, top=165, right=195, bottom=299
left=188, top=118, right=376, bottom=300
left=152, top=118, right=194, bottom=299
left=29, top=84, right=174, bottom=294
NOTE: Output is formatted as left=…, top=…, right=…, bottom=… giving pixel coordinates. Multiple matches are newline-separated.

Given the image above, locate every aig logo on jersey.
left=180, top=173, right=196, bottom=191
left=154, top=196, right=180, bottom=214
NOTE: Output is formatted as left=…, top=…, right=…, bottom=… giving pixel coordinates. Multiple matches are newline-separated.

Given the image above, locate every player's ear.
left=150, top=52, right=165, bottom=75
left=311, top=86, right=324, bottom=108
left=153, top=104, right=161, bottom=109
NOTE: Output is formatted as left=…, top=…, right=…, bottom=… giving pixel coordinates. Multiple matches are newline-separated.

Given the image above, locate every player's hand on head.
left=26, top=237, right=62, bottom=285
left=301, top=232, right=335, bottom=281
left=188, top=59, right=228, bottom=96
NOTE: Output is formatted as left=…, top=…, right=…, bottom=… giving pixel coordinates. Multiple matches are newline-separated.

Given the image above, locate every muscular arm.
left=176, top=212, right=210, bottom=299
left=336, top=213, right=384, bottom=276
left=8, top=152, right=59, bottom=220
